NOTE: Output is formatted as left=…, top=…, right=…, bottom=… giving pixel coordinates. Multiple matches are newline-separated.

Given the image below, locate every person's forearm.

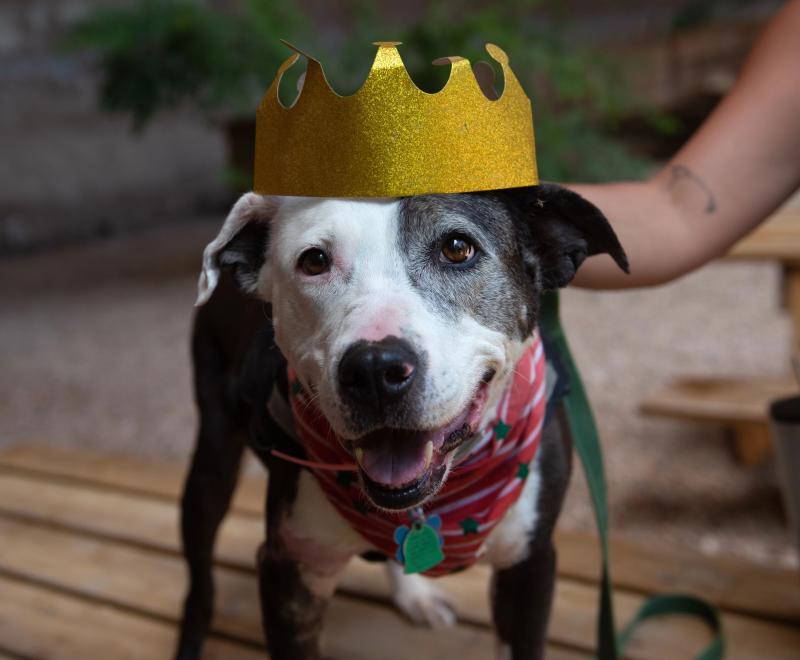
left=570, top=178, right=694, bottom=288
left=568, top=0, right=800, bottom=290
left=571, top=161, right=754, bottom=289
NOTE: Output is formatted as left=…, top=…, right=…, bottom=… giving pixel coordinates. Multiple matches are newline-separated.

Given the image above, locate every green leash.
left=539, top=291, right=725, bottom=660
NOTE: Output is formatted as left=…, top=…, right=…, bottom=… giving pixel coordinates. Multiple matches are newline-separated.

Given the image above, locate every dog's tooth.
left=355, top=448, right=364, bottom=465
left=423, top=441, right=433, bottom=469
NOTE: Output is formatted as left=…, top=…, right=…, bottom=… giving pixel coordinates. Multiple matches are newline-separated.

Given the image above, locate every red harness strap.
left=286, top=336, right=546, bottom=577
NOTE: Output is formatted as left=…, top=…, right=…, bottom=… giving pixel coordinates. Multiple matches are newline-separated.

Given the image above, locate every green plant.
left=670, top=0, right=762, bottom=33
left=68, top=0, right=303, bottom=128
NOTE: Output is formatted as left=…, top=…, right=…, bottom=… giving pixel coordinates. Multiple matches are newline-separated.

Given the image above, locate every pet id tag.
left=393, top=509, right=444, bottom=574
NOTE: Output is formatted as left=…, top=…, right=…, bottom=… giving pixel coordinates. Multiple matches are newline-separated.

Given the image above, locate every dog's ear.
left=195, top=193, right=280, bottom=306
left=503, top=183, right=629, bottom=289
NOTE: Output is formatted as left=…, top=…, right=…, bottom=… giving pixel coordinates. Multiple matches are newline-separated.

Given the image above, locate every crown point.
left=485, top=43, right=509, bottom=65
left=280, top=39, right=319, bottom=62
left=432, top=56, right=467, bottom=66
left=265, top=52, right=301, bottom=108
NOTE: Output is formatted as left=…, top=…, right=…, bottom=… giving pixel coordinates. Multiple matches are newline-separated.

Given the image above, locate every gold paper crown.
left=254, top=42, right=538, bottom=198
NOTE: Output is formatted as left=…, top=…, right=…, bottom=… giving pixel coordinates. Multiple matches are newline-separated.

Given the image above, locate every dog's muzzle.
left=338, top=336, right=421, bottom=424
left=335, top=337, right=490, bottom=510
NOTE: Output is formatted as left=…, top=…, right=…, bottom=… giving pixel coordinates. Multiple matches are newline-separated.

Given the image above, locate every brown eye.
left=299, top=248, right=330, bottom=276
left=441, top=237, right=475, bottom=264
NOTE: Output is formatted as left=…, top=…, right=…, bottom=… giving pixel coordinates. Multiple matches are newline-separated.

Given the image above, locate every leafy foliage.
left=68, top=0, right=655, bottom=181
left=68, top=0, right=302, bottom=128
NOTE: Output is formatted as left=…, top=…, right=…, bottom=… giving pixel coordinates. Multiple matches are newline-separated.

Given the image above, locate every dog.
left=175, top=183, right=628, bottom=660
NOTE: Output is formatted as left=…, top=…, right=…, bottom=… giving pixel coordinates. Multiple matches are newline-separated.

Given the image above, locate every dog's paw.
left=386, top=563, right=457, bottom=629
left=394, top=585, right=457, bottom=629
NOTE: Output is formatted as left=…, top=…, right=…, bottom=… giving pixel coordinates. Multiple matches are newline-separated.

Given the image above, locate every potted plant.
left=68, top=0, right=305, bottom=191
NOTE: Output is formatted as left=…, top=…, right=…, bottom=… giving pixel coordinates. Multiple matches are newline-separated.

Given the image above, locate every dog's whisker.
left=300, top=390, right=323, bottom=411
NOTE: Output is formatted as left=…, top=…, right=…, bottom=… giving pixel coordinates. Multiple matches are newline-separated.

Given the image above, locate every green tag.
left=402, top=523, right=444, bottom=574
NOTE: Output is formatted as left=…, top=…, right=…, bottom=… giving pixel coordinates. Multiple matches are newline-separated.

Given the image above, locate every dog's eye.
left=298, top=248, right=330, bottom=276
left=441, top=237, right=476, bottom=264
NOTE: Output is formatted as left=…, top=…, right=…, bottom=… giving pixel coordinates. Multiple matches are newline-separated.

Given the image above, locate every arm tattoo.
left=667, top=164, right=717, bottom=214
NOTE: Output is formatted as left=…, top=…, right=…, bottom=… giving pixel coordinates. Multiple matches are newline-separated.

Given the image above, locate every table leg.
left=782, top=265, right=800, bottom=354
left=731, top=421, right=773, bottom=466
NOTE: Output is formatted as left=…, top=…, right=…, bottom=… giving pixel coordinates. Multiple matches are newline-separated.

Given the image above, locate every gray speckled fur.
left=398, top=193, right=539, bottom=340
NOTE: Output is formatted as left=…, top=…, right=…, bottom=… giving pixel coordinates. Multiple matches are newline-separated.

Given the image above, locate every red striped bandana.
left=287, top=336, right=546, bottom=576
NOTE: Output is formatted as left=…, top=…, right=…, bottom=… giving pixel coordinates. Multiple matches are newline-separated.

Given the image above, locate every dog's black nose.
left=338, top=337, right=418, bottom=412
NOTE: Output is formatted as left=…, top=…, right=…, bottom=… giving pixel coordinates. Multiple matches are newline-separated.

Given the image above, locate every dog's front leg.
left=486, top=465, right=556, bottom=660
left=258, top=546, right=329, bottom=660
left=485, top=411, right=572, bottom=660
left=174, top=347, right=247, bottom=660
left=490, top=538, right=557, bottom=660
left=260, top=468, right=368, bottom=659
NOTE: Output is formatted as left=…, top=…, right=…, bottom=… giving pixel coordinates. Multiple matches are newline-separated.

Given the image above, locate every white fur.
left=278, top=470, right=368, bottom=597
left=484, top=449, right=542, bottom=569
left=386, top=561, right=457, bottom=628
left=495, top=641, right=513, bottom=660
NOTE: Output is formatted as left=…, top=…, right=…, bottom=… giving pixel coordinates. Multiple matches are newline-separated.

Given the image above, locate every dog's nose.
left=338, top=337, right=418, bottom=412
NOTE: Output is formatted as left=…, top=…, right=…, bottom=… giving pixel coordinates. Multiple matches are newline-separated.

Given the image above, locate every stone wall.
left=0, top=0, right=228, bottom=253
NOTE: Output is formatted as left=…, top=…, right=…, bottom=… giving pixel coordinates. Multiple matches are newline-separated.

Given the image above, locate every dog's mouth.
left=350, top=373, right=492, bottom=510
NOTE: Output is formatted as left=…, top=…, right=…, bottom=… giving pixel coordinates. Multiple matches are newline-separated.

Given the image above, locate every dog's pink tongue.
left=359, top=435, right=428, bottom=487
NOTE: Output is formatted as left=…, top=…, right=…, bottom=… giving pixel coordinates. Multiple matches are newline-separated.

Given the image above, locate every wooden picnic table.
left=642, top=209, right=800, bottom=465
left=728, top=209, right=800, bottom=350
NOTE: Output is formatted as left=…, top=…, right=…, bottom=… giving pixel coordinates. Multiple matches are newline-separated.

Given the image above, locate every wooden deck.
left=0, top=446, right=797, bottom=659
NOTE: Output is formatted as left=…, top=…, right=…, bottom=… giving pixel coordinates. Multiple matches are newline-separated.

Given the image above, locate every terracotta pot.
left=223, top=117, right=256, bottom=193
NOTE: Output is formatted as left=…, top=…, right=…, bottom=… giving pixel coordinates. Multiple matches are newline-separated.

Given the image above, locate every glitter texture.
left=254, top=42, right=538, bottom=198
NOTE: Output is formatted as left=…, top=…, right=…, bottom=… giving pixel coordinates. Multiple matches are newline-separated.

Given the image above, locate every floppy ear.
left=195, top=193, right=280, bottom=306
left=502, top=183, right=629, bottom=289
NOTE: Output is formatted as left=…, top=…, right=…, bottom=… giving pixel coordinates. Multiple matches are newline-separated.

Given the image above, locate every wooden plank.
left=640, top=376, right=796, bottom=424
left=1, top=487, right=798, bottom=659
left=0, top=471, right=258, bottom=568
left=343, top=556, right=800, bottom=660
left=554, top=530, right=800, bottom=626
left=727, top=210, right=800, bottom=264
left=0, top=444, right=264, bottom=517
left=2, top=515, right=797, bottom=660
left=556, top=581, right=800, bottom=660
left=783, top=267, right=800, bottom=353
left=731, top=420, right=774, bottom=466
left=2, top=446, right=799, bottom=624
left=0, top=521, right=556, bottom=660
left=0, top=573, right=264, bottom=660
left=0, top=480, right=577, bottom=659
left=0, top=516, right=261, bottom=642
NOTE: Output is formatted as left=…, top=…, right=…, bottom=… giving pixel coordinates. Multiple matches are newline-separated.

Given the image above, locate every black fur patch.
left=497, top=184, right=629, bottom=289
left=398, top=193, right=537, bottom=339
left=397, top=184, right=628, bottom=339
left=217, top=221, right=270, bottom=293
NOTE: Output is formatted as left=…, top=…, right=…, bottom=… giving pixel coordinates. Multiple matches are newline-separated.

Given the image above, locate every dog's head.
left=197, top=185, right=627, bottom=510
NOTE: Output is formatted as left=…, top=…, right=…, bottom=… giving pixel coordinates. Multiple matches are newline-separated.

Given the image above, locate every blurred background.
left=1, top=0, right=797, bottom=572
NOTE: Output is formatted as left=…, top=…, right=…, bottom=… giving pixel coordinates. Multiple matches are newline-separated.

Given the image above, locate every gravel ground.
left=0, top=220, right=797, bottom=570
